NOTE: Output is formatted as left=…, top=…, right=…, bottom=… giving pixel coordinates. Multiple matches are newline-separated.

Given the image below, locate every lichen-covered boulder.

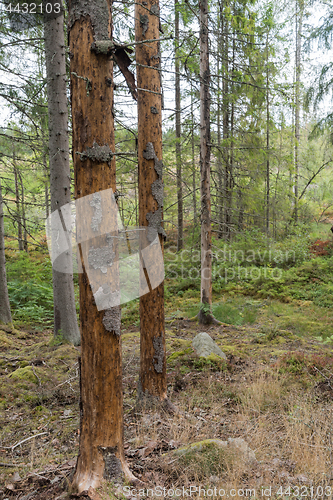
left=192, top=332, right=226, bottom=359
left=172, top=438, right=255, bottom=462
left=173, top=439, right=228, bottom=456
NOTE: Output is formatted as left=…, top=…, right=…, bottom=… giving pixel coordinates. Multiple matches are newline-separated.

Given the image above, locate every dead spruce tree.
left=198, top=0, right=219, bottom=325
left=44, top=0, right=80, bottom=345
left=68, top=0, right=135, bottom=492
left=0, top=177, right=12, bottom=325
left=135, top=0, right=173, bottom=409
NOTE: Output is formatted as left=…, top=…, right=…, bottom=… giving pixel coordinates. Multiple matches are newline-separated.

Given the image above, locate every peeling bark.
left=135, top=0, right=168, bottom=404
left=69, top=0, right=135, bottom=492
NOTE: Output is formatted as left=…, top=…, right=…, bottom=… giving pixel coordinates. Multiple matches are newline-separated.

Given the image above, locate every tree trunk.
left=222, top=10, right=230, bottom=240
left=217, top=11, right=223, bottom=239
left=13, top=162, right=23, bottom=251
left=43, top=151, right=50, bottom=219
left=68, top=0, right=134, bottom=491
left=135, top=0, right=170, bottom=406
left=191, top=82, right=197, bottom=222
left=18, top=170, right=28, bottom=252
left=294, top=0, right=304, bottom=222
left=175, top=0, right=183, bottom=251
left=198, top=0, right=216, bottom=325
left=0, top=178, right=12, bottom=325
left=44, top=0, right=80, bottom=346
left=266, top=32, right=270, bottom=236
left=226, top=35, right=235, bottom=240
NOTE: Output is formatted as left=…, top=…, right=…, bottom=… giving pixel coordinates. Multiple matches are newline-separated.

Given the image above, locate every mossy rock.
left=172, top=438, right=255, bottom=462
left=9, top=366, right=40, bottom=383
left=169, top=338, right=191, bottom=350
left=167, top=347, right=193, bottom=364
left=51, top=343, right=78, bottom=360
left=217, top=344, right=243, bottom=356
left=173, top=439, right=228, bottom=456
left=0, top=332, right=15, bottom=348
left=19, top=360, right=30, bottom=368
left=193, top=354, right=227, bottom=371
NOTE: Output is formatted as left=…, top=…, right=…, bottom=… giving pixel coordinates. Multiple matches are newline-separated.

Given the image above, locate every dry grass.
left=2, top=321, right=333, bottom=498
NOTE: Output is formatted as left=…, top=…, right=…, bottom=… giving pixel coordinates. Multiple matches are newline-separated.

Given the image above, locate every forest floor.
left=1, top=309, right=333, bottom=499
left=2, top=226, right=333, bottom=499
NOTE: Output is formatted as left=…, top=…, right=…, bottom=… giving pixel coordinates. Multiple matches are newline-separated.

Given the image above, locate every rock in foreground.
left=192, top=332, right=226, bottom=359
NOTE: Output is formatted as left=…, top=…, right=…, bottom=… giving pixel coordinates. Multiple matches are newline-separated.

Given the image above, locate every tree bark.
left=18, top=170, right=28, bottom=252
left=190, top=81, right=197, bottom=222
left=13, top=161, right=23, bottom=251
left=217, top=10, right=223, bottom=239
left=266, top=31, right=270, bottom=236
left=44, top=0, right=80, bottom=346
left=68, top=0, right=134, bottom=491
left=175, top=0, right=183, bottom=251
left=198, top=0, right=216, bottom=325
left=294, top=0, right=304, bottom=222
left=222, top=9, right=230, bottom=240
left=135, top=0, right=169, bottom=406
left=43, top=151, right=50, bottom=220
left=225, top=35, right=235, bottom=240
left=0, top=178, right=12, bottom=325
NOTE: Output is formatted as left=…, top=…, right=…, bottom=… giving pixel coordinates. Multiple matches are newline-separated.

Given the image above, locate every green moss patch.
left=0, top=331, right=15, bottom=349
left=9, top=366, right=40, bottom=383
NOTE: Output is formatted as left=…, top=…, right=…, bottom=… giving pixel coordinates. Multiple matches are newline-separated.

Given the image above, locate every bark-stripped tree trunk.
left=135, top=0, right=170, bottom=407
left=44, top=0, right=80, bottom=346
left=68, top=0, right=134, bottom=491
left=0, top=178, right=12, bottom=325
left=175, top=0, right=183, bottom=251
left=198, top=0, right=217, bottom=325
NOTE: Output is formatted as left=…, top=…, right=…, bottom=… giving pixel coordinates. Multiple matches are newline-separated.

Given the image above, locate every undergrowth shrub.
left=7, top=280, right=54, bottom=325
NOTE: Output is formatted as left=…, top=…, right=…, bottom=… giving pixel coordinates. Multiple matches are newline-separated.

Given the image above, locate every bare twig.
left=31, top=363, right=42, bottom=388
left=0, top=462, right=26, bottom=467
left=2, top=432, right=47, bottom=451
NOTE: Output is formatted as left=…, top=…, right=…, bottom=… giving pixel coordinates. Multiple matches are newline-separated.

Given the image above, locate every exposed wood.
left=68, top=0, right=134, bottom=491
left=135, top=0, right=169, bottom=406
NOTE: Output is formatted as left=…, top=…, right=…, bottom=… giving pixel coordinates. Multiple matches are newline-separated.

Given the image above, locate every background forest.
left=2, top=0, right=333, bottom=498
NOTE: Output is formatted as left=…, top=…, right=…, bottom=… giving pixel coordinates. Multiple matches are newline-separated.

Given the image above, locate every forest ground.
left=1, top=224, right=333, bottom=499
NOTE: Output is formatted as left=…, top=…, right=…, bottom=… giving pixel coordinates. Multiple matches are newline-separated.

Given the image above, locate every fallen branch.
left=0, top=462, right=26, bottom=467
left=2, top=432, right=47, bottom=451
